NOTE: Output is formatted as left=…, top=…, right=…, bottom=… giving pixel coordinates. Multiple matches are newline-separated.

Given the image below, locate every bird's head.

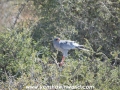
left=54, top=37, right=60, bottom=42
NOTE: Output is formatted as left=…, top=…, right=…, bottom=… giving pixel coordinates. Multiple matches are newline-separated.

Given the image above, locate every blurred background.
left=0, top=0, right=120, bottom=90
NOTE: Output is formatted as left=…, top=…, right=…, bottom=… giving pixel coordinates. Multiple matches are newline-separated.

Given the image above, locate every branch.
left=51, top=55, right=60, bottom=69
left=11, top=0, right=29, bottom=29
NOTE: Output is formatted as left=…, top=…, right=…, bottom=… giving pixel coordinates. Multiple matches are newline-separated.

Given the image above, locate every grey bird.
left=53, top=37, right=89, bottom=66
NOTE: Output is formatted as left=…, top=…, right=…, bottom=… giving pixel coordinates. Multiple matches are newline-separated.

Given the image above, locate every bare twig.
left=51, top=55, right=62, bottom=87
left=51, top=55, right=60, bottom=69
left=11, top=0, right=29, bottom=29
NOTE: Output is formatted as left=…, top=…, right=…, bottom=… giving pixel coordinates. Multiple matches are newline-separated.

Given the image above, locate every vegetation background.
left=0, top=0, right=120, bottom=90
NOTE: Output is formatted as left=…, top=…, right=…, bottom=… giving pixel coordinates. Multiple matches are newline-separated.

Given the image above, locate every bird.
left=53, top=37, right=89, bottom=66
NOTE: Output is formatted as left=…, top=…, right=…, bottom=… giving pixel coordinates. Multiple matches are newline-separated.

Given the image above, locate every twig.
left=11, top=0, right=29, bottom=29
left=51, top=55, right=63, bottom=87
left=51, top=55, right=61, bottom=70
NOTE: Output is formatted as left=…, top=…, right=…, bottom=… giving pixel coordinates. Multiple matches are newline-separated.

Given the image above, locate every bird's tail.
left=77, top=45, right=89, bottom=51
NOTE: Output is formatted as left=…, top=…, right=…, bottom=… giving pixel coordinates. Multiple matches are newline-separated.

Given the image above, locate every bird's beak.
left=57, top=38, right=60, bottom=41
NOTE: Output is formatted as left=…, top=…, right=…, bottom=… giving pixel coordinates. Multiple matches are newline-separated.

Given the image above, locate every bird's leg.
left=59, top=56, right=65, bottom=66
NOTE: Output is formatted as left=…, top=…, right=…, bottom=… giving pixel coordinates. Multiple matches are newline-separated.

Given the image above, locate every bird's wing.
left=59, top=40, right=80, bottom=50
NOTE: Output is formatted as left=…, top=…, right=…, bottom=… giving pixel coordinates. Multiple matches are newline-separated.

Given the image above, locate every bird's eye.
left=55, top=39, right=58, bottom=41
